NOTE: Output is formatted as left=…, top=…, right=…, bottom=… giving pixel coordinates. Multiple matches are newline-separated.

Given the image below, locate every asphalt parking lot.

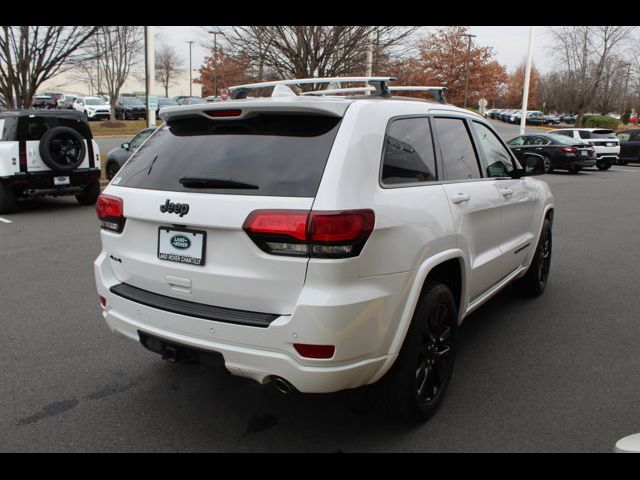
left=1, top=121, right=639, bottom=452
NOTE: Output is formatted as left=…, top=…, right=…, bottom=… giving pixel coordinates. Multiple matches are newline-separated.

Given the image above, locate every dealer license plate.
left=157, top=227, right=206, bottom=266
left=53, top=176, right=70, bottom=186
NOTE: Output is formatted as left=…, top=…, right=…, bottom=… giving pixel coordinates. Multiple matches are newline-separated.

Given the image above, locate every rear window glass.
left=578, top=130, right=615, bottom=139
left=114, top=114, right=342, bottom=197
left=18, top=116, right=92, bottom=141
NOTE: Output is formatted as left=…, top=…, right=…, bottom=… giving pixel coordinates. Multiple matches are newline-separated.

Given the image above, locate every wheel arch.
left=368, top=249, right=467, bottom=385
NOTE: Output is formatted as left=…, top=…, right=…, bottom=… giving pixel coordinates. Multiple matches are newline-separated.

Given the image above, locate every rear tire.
left=378, top=282, right=457, bottom=423
left=568, top=164, right=580, bottom=174
left=513, top=218, right=552, bottom=297
left=0, top=182, right=17, bottom=214
left=75, top=180, right=100, bottom=205
left=596, top=160, right=611, bottom=170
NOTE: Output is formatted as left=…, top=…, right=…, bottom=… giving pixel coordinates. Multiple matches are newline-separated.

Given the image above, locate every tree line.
left=1, top=26, right=639, bottom=126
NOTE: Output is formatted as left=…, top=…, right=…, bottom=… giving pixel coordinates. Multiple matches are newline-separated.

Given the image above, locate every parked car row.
left=505, top=128, right=623, bottom=173
left=32, top=92, right=186, bottom=121
left=485, top=108, right=562, bottom=126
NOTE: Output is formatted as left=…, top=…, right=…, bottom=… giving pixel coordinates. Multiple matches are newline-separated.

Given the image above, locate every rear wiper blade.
left=179, top=177, right=259, bottom=189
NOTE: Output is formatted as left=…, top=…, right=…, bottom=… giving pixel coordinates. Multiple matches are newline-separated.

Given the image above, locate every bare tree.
left=84, top=26, right=144, bottom=120
left=155, top=45, right=183, bottom=97
left=548, top=26, right=636, bottom=126
left=0, top=26, right=98, bottom=109
left=204, top=26, right=418, bottom=89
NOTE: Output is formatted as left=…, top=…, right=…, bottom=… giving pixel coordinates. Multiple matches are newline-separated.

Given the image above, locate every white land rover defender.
left=0, top=110, right=102, bottom=213
left=94, top=78, right=554, bottom=422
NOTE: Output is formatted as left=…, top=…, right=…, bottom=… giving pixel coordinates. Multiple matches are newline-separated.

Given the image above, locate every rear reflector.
left=243, top=209, right=374, bottom=258
left=99, top=296, right=107, bottom=307
left=96, top=194, right=125, bottom=233
left=294, top=343, right=335, bottom=359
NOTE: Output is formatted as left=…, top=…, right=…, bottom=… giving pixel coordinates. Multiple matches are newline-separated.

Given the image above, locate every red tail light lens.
left=243, top=209, right=374, bottom=258
left=294, top=343, right=335, bottom=359
left=560, top=147, right=577, bottom=153
left=19, top=143, right=27, bottom=171
left=96, top=194, right=125, bottom=233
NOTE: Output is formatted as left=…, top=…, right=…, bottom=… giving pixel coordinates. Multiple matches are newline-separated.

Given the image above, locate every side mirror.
left=522, top=153, right=545, bottom=176
left=121, top=142, right=130, bottom=150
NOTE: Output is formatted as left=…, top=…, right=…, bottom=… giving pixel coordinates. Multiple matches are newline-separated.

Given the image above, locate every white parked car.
left=548, top=128, right=620, bottom=170
left=73, top=96, right=111, bottom=121
left=94, top=77, right=555, bottom=422
left=0, top=110, right=101, bottom=213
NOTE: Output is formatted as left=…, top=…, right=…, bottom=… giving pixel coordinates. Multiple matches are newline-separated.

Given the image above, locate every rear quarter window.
left=114, top=114, right=342, bottom=197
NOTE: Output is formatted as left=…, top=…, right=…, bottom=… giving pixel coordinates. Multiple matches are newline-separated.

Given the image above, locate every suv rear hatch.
left=102, top=102, right=350, bottom=315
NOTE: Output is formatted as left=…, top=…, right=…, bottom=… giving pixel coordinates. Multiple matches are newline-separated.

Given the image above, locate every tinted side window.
left=433, top=117, right=481, bottom=180
left=381, top=117, right=437, bottom=185
left=508, top=136, right=525, bottom=146
left=472, top=121, right=515, bottom=177
left=554, top=130, right=573, bottom=137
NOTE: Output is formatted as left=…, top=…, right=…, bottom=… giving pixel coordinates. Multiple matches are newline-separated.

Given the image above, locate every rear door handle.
left=451, top=193, right=470, bottom=204
left=499, top=187, right=513, bottom=197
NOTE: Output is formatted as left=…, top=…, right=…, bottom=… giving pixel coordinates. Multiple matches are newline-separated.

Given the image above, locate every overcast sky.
left=157, top=26, right=556, bottom=75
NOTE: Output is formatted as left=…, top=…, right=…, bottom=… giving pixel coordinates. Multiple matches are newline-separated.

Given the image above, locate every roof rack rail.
left=301, top=85, right=448, bottom=103
left=229, top=77, right=398, bottom=99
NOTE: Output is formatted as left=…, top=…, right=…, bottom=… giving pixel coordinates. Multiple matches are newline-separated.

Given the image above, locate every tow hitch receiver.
left=139, top=331, right=199, bottom=364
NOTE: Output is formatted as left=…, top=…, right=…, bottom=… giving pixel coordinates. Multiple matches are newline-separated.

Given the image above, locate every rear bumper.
left=2, top=168, right=101, bottom=193
left=94, top=251, right=408, bottom=393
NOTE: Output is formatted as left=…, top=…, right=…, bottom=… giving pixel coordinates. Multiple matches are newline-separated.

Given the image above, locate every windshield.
left=120, top=97, right=144, bottom=105
left=86, top=98, right=107, bottom=106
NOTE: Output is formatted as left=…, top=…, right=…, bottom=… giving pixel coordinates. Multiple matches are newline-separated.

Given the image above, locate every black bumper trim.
left=109, top=283, right=280, bottom=328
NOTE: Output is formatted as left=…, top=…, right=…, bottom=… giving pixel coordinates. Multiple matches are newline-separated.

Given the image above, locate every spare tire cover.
left=39, top=126, right=87, bottom=173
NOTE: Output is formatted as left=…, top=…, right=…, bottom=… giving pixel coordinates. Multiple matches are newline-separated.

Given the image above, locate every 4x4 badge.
left=160, top=199, right=190, bottom=217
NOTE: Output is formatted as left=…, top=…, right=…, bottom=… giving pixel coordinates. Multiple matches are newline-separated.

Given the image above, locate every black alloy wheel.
left=415, top=303, right=455, bottom=404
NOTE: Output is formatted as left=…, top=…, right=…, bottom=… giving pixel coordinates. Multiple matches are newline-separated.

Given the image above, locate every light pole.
left=622, top=62, right=632, bottom=123
left=209, top=30, right=225, bottom=98
left=458, top=33, right=476, bottom=108
left=519, top=26, right=534, bottom=135
left=186, top=40, right=194, bottom=97
left=145, top=26, right=156, bottom=127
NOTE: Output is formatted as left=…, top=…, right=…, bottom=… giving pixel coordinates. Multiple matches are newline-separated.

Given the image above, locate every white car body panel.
left=95, top=97, right=554, bottom=393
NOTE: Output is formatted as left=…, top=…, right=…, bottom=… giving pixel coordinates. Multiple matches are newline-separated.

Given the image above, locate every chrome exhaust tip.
left=272, top=377, right=296, bottom=394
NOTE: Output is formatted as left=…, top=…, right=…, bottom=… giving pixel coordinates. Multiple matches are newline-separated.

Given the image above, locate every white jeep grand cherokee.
left=94, top=78, right=554, bottom=422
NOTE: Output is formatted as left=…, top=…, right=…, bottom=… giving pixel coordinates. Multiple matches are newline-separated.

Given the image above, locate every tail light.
left=19, top=143, right=27, bottom=171
left=243, top=209, right=375, bottom=258
left=560, top=147, right=576, bottom=153
left=96, top=194, right=125, bottom=233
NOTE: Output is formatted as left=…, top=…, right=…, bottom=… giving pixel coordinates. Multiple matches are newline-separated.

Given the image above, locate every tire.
left=378, top=282, right=458, bottom=423
left=568, top=164, right=580, bottom=174
left=596, top=159, right=611, bottom=170
left=106, top=162, right=120, bottom=180
left=0, top=182, right=17, bottom=214
left=39, top=126, right=87, bottom=173
left=75, top=180, right=100, bottom=206
left=542, top=155, right=553, bottom=173
left=513, top=218, right=552, bottom=297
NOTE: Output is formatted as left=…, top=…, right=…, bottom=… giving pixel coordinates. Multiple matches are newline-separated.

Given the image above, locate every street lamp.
left=186, top=41, right=194, bottom=97
left=208, top=30, right=225, bottom=98
left=458, top=33, right=476, bottom=108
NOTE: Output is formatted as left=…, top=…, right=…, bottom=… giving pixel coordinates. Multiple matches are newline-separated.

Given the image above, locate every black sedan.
left=105, top=127, right=157, bottom=179
left=507, top=133, right=596, bottom=173
left=114, top=96, right=147, bottom=120
left=616, top=129, right=640, bottom=164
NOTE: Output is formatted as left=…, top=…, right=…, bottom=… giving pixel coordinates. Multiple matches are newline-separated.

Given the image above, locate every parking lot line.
left=611, top=167, right=640, bottom=173
left=0, top=217, right=12, bottom=223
